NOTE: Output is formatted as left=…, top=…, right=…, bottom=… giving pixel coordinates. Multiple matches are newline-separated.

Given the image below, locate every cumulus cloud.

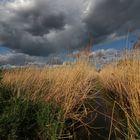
left=0, top=0, right=89, bottom=56
left=92, top=48, right=121, bottom=67
left=0, top=52, right=43, bottom=66
left=0, top=48, right=120, bottom=66
left=0, top=0, right=140, bottom=56
left=93, top=48, right=119, bottom=58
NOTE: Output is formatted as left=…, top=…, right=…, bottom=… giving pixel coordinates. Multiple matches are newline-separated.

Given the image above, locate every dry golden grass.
left=2, top=51, right=140, bottom=139
left=2, top=62, right=98, bottom=118
left=100, top=51, right=140, bottom=139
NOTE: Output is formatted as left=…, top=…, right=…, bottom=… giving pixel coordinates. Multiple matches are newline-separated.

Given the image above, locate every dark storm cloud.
left=14, top=3, right=66, bottom=36
left=84, top=0, right=140, bottom=43
left=0, top=0, right=140, bottom=57
left=0, top=0, right=88, bottom=56
left=26, top=14, right=65, bottom=36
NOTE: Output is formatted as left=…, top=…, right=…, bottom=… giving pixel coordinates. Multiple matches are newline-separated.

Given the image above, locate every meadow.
left=0, top=50, right=140, bottom=140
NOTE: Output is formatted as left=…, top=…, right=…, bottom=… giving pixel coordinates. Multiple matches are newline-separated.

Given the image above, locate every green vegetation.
left=0, top=98, right=65, bottom=140
left=0, top=72, right=66, bottom=140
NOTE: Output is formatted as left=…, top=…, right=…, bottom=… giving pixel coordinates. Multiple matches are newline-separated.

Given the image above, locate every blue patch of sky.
left=0, top=45, right=11, bottom=54
left=93, top=33, right=139, bottom=51
left=93, top=38, right=126, bottom=51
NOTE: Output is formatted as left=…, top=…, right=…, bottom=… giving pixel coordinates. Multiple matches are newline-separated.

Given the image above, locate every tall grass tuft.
left=0, top=70, right=66, bottom=140
left=1, top=62, right=102, bottom=139
left=2, top=62, right=98, bottom=119
left=100, top=50, right=140, bottom=139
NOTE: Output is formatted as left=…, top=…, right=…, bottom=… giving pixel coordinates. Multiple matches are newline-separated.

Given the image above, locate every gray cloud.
left=0, top=0, right=140, bottom=57
left=84, top=0, right=140, bottom=43
left=13, top=1, right=66, bottom=36
left=0, top=52, right=42, bottom=66
left=0, top=0, right=88, bottom=56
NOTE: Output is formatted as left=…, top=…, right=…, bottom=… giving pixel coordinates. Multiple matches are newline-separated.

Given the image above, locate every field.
left=0, top=50, right=140, bottom=140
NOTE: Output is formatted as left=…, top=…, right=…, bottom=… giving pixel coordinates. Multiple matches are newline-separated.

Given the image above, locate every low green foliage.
left=0, top=96, right=65, bottom=140
left=37, top=102, right=65, bottom=140
left=0, top=72, right=65, bottom=140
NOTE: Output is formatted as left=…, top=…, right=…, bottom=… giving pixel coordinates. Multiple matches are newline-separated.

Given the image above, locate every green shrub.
left=37, top=102, right=65, bottom=140
left=0, top=96, right=65, bottom=140
left=0, top=98, right=38, bottom=140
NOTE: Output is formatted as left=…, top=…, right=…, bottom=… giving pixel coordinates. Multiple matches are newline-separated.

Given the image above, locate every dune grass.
left=2, top=62, right=98, bottom=118
left=100, top=50, right=140, bottom=139
left=1, top=62, right=101, bottom=139
left=0, top=51, right=140, bottom=140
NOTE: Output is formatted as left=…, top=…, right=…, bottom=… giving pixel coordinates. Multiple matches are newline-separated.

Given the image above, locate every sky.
left=0, top=0, right=140, bottom=66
